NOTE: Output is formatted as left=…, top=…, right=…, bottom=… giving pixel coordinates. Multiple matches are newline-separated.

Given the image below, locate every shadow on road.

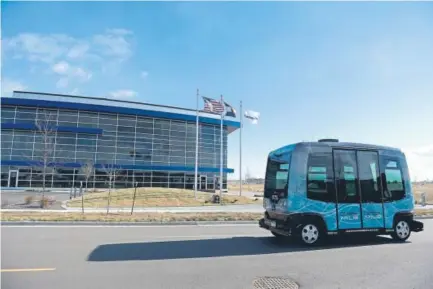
left=87, top=235, right=404, bottom=262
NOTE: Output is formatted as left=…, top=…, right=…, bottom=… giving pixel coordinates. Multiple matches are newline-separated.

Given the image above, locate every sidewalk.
left=62, top=204, right=265, bottom=213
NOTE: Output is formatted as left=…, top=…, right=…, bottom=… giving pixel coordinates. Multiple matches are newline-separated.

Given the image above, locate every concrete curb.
left=1, top=215, right=432, bottom=226
left=414, top=215, right=433, bottom=219
left=2, top=206, right=265, bottom=214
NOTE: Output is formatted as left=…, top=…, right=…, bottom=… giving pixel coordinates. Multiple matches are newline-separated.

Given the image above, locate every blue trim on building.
left=0, top=160, right=235, bottom=174
left=1, top=97, right=241, bottom=129
left=1, top=122, right=103, bottom=134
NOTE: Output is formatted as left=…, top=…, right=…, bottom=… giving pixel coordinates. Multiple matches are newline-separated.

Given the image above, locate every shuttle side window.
left=306, top=153, right=335, bottom=202
left=334, top=150, right=360, bottom=204
left=382, top=159, right=405, bottom=201
left=358, top=151, right=383, bottom=203
left=264, top=153, right=291, bottom=198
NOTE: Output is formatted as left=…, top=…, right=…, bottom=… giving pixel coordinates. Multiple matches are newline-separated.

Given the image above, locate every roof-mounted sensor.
left=318, top=139, right=339, bottom=143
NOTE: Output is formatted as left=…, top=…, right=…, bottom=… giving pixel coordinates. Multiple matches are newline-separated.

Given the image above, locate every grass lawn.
left=67, top=187, right=261, bottom=208
left=228, top=183, right=264, bottom=193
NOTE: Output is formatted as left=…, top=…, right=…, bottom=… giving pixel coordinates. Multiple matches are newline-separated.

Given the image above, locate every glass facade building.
left=1, top=91, right=240, bottom=190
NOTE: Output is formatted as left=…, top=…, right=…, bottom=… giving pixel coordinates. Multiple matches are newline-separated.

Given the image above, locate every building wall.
left=1, top=103, right=232, bottom=189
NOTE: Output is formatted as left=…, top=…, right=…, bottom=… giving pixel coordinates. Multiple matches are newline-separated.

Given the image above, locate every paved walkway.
left=65, top=204, right=265, bottom=213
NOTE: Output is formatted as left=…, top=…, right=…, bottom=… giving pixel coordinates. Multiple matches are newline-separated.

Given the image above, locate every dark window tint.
left=264, top=153, right=291, bottom=198
left=1, top=107, right=16, bottom=118
left=358, top=151, right=382, bottom=203
left=307, top=153, right=335, bottom=202
left=383, top=159, right=405, bottom=201
left=334, top=150, right=359, bottom=203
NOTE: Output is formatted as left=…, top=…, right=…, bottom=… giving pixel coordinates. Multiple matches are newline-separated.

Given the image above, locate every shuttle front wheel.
left=299, top=223, right=322, bottom=246
left=391, top=219, right=411, bottom=242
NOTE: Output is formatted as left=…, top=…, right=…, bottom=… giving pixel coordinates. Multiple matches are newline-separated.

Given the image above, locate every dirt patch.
left=412, top=183, right=433, bottom=204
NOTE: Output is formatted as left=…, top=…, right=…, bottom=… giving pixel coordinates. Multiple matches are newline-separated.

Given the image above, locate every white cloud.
left=67, top=43, right=90, bottom=59
left=93, top=29, right=133, bottom=60
left=3, top=30, right=133, bottom=65
left=1, top=79, right=27, bottom=97
left=52, top=61, right=70, bottom=74
left=403, top=145, right=433, bottom=181
left=109, top=89, right=137, bottom=99
left=140, top=71, right=149, bottom=79
left=3, top=29, right=134, bottom=91
left=56, top=78, right=69, bottom=88
left=52, top=61, right=92, bottom=88
left=72, top=67, right=92, bottom=81
left=3, top=33, right=74, bottom=63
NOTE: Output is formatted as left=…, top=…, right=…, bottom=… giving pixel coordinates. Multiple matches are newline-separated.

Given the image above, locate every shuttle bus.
left=259, top=139, right=424, bottom=246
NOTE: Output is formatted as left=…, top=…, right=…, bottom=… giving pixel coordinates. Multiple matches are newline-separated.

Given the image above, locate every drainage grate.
left=252, top=276, right=299, bottom=289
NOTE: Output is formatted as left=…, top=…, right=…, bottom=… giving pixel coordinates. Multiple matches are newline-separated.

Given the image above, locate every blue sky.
left=2, top=1, right=433, bottom=180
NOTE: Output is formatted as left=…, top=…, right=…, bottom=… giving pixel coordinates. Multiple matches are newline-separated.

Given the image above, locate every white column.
left=219, top=95, right=224, bottom=201
left=194, top=89, right=199, bottom=198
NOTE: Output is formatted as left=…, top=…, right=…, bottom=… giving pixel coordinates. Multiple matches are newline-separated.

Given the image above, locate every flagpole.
left=239, top=100, right=242, bottom=197
left=219, top=95, right=224, bottom=203
left=194, top=89, right=199, bottom=198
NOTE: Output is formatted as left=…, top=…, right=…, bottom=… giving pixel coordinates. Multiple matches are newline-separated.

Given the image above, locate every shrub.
left=24, top=196, right=34, bottom=204
left=40, top=196, right=55, bottom=208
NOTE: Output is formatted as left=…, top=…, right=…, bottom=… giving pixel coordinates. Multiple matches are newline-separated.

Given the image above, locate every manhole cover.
left=252, top=276, right=299, bottom=289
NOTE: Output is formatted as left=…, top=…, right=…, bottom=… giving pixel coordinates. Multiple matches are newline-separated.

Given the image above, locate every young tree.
left=34, top=110, right=57, bottom=207
left=80, top=160, right=95, bottom=213
left=81, top=160, right=95, bottom=193
left=245, top=167, right=252, bottom=184
left=102, top=162, right=120, bottom=214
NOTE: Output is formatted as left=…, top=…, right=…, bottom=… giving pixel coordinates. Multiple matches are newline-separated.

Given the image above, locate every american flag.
left=202, top=96, right=225, bottom=114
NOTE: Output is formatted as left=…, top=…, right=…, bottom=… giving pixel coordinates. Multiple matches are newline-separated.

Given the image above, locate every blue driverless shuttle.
left=259, top=139, right=424, bottom=246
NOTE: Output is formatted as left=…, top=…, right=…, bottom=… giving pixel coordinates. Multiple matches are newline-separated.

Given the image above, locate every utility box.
left=420, top=192, right=426, bottom=206
left=211, top=194, right=220, bottom=204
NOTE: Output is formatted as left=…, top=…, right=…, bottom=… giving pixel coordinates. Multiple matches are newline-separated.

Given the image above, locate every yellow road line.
left=1, top=268, right=56, bottom=273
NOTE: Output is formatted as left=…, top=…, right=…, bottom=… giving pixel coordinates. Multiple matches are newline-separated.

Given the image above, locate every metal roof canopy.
left=2, top=91, right=241, bottom=133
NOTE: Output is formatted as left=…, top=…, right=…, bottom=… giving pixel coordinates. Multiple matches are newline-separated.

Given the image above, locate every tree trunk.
left=41, top=166, right=46, bottom=208
left=106, top=181, right=111, bottom=215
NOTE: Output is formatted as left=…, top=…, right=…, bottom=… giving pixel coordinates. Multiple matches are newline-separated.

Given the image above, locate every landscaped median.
left=66, top=187, right=261, bottom=209
left=1, top=209, right=432, bottom=223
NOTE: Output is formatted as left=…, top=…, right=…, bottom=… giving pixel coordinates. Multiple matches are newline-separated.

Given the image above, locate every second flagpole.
left=239, top=100, right=242, bottom=197
left=219, top=95, right=224, bottom=203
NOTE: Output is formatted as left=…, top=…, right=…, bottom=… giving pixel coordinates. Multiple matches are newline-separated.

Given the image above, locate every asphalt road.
left=2, top=220, right=433, bottom=289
